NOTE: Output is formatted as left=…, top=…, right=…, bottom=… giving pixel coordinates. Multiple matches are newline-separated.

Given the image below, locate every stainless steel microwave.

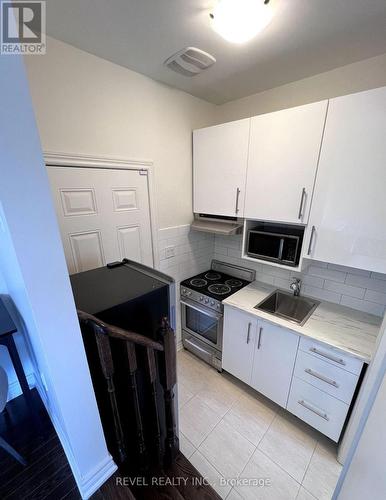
left=246, top=223, right=304, bottom=266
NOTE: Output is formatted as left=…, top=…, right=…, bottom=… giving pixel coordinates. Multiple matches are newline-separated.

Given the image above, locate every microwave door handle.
left=278, top=238, right=284, bottom=260
left=180, top=299, right=222, bottom=320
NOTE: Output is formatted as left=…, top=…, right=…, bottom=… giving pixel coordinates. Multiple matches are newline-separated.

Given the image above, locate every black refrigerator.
left=70, top=259, right=176, bottom=468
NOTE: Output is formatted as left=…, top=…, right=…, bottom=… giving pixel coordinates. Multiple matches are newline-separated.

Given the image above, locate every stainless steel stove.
left=180, top=260, right=255, bottom=370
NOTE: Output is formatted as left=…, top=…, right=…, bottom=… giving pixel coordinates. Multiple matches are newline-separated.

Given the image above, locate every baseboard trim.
left=80, top=455, right=118, bottom=499
left=7, top=372, right=36, bottom=401
left=35, top=383, right=117, bottom=499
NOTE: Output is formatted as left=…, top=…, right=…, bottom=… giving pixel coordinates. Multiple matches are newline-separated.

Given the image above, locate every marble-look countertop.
left=223, top=281, right=382, bottom=363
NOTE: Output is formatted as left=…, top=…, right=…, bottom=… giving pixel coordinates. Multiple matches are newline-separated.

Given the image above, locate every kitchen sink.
left=254, top=290, right=320, bottom=326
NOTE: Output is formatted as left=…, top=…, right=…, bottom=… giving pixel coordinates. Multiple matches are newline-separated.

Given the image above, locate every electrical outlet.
left=165, top=246, right=175, bottom=259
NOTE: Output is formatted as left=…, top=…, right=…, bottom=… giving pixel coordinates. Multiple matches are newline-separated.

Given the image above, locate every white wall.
left=215, top=53, right=386, bottom=123
left=24, top=37, right=216, bottom=230
left=336, top=328, right=386, bottom=499
left=0, top=269, right=6, bottom=292
left=0, top=53, right=115, bottom=498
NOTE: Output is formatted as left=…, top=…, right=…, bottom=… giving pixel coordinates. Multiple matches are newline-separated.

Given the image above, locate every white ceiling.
left=45, top=0, right=386, bottom=104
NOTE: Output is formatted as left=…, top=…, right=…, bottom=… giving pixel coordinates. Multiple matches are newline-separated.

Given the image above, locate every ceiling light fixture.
left=210, top=0, right=274, bottom=44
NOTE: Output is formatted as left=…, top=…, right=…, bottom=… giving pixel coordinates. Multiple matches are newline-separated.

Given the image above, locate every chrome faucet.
left=290, top=278, right=302, bottom=296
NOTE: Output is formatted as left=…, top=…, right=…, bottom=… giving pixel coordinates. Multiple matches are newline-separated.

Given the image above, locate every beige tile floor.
left=177, top=349, right=343, bottom=500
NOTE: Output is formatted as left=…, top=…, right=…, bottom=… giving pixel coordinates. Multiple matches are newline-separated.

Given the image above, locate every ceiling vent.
left=164, top=47, right=216, bottom=77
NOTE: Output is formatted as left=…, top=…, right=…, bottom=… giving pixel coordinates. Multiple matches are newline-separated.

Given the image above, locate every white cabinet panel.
left=193, top=119, right=250, bottom=217
left=222, top=306, right=257, bottom=385
left=287, top=377, right=349, bottom=442
left=294, top=350, right=359, bottom=404
left=306, top=87, right=386, bottom=273
left=251, top=320, right=299, bottom=408
left=245, top=101, right=327, bottom=223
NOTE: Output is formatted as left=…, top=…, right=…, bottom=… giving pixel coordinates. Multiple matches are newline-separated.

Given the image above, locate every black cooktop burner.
left=205, top=272, right=221, bottom=281
left=181, top=269, right=250, bottom=301
left=190, top=278, right=207, bottom=287
left=226, top=279, right=242, bottom=288
left=208, top=284, right=232, bottom=295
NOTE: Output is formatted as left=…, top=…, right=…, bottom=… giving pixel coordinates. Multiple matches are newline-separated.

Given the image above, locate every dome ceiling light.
left=210, top=0, right=274, bottom=44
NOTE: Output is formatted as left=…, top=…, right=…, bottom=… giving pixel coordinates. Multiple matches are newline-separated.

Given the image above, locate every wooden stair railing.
left=77, top=310, right=179, bottom=471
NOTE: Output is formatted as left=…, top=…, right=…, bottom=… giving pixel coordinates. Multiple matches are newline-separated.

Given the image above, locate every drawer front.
left=287, top=377, right=349, bottom=442
left=294, top=350, right=359, bottom=404
left=299, top=337, right=363, bottom=375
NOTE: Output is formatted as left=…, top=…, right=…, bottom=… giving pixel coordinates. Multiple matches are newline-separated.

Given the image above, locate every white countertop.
left=223, top=281, right=382, bottom=363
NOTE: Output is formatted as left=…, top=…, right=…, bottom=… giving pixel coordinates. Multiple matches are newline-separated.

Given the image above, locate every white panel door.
left=251, top=320, right=299, bottom=408
left=245, top=101, right=328, bottom=223
left=306, top=87, right=386, bottom=273
left=48, top=167, right=153, bottom=274
left=222, top=306, right=257, bottom=385
left=193, top=119, right=250, bottom=217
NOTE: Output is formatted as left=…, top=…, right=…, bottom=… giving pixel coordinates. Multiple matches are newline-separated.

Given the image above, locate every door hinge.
left=139, top=169, right=148, bottom=176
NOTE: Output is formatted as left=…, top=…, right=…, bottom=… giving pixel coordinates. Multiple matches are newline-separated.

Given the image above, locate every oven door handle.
left=180, top=299, right=222, bottom=320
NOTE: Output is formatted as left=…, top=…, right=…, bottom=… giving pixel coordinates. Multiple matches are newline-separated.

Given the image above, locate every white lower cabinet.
left=222, top=305, right=363, bottom=442
left=287, top=378, right=349, bottom=442
left=251, top=320, right=299, bottom=408
left=223, top=307, right=257, bottom=385
left=223, top=307, right=299, bottom=407
left=288, top=339, right=363, bottom=441
left=298, top=337, right=363, bottom=375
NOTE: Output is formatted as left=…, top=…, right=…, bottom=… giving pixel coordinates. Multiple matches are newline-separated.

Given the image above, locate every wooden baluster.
left=126, top=342, right=148, bottom=471
left=146, top=346, right=162, bottom=465
left=93, top=323, right=127, bottom=463
left=159, top=317, right=179, bottom=465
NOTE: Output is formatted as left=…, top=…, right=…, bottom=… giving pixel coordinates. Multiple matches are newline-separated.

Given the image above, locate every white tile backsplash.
left=159, top=227, right=386, bottom=344
left=364, top=289, right=386, bottom=306
left=307, top=265, right=346, bottom=283
left=212, top=234, right=386, bottom=317
left=157, top=224, right=215, bottom=345
left=323, top=280, right=366, bottom=299
left=345, top=274, right=386, bottom=294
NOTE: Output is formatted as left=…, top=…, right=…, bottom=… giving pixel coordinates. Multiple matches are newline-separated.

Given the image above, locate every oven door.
left=181, top=298, right=223, bottom=351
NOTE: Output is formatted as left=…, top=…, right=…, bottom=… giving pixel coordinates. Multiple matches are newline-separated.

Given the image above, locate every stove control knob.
left=210, top=300, right=215, bottom=306
left=182, top=288, right=186, bottom=295
left=204, top=298, right=209, bottom=304
left=187, top=291, right=192, bottom=297
left=199, top=296, right=204, bottom=301
left=217, top=304, right=221, bottom=309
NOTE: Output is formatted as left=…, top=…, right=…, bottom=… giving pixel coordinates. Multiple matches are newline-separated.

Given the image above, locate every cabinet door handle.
left=309, top=347, right=346, bottom=366
left=298, top=187, right=306, bottom=219
left=246, top=322, right=252, bottom=344
left=307, top=226, right=316, bottom=255
left=298, top=399, right=329, bottom=421
left=257, top=327, right=263, bottom=349
left=305, top=368, right=339, bottom=388
left=235, top=188, right=241, bottom=214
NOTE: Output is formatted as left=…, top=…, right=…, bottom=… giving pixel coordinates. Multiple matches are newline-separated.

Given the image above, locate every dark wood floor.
left=0, top=390, right=219, bottom=500
left=0, top=389, right=80, bottom=500
left=0, top=390, right=139, bottom=500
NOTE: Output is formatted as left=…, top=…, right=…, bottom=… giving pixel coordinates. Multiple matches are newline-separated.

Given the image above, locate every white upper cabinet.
left=244, top=101, right=328, bottom=224
left=251, top=319, right=299, bottom=408
left=306, top=87, right=386, bottom=273
left=193, top=119, right=250, bottom=217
